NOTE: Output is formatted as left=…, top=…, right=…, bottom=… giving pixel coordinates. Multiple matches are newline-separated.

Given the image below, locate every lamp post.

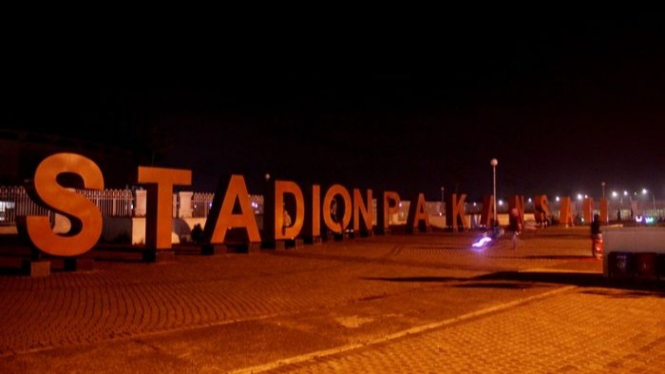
left=490, top=158, right=498, bottom=225
left=601, top=181, right=605, bottom=199
left=263, top=173, right=271, bottom=215
left=440, top=186, right=445, bottom=216
left=643, top=188, right=656, bottom=212
left=440, top=186, right=445, bottom=214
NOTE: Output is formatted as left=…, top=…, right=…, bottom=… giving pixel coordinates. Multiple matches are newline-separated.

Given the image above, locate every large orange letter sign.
left=138, top=166, right=192, bottom=250
left=303, top=184, right=321, bottom=242
left=25, top=153, right=104, bottom=256
left=534, top=195, right=550, bottom=224
left=376, top=190, right=400, bottom=234
left=406, top=193, right=430, bottom=233
left=203, top=175, right=261, bottom=244
left=599, top=198, right=608, bottom=224
left=480, top=195, right=496, bottom=227
left=582, top=197, right=594, bottom=224
left=274, top=180, right=304, bottom=240
left=323, top=185, right=352, bottom=234
left=559, top=197, right=574, bottom=227
left=353, top=188, right=374, bottom=235
left=446, top=193, right=467, bottom=232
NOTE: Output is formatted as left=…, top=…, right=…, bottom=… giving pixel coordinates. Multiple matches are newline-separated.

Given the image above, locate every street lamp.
left=601, top=182, right=606, bottom=199
left=440, top=186, right=445, bottom=216
left=490, top=158, right=498, bottom=225
left=643, top=188, right=656, bottom=212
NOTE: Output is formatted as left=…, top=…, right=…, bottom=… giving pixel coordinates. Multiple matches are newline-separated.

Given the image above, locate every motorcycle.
left=472, top=225, right=504, bottom=250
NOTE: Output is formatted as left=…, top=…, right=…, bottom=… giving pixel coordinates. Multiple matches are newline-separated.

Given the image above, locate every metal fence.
left=0, top=186, right=265, bottom=225
left=0, top=186, right=133, bottom=226
left=78, top=189, right=133, bottom=217
left=0, top=186, right=53, bottom=226
left=192, top=192, right=215, bottom=218
left=6, top=184, right=660, bottom=228
left=191, top=193, right=264, bottom=218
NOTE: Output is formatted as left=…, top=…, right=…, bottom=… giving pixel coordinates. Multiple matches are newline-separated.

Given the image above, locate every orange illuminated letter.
left=559, top=197, right=574, bottom=227
left=203, top=175, right=261, bottom=244
left=274, top=180, right=304, bottom=240
left=323, top=185, right=352, bottom=234
left=582, top=197, right=594, bottom=224
left=534, top=195, right=550, bottom=224
left=353, top=188, right=374, bottom=235
left=599, top=198, right=608, bottom=224
left=303, top=184, right=321, bottom=242
left=25, top=153, right=104, bottom=256
left=406, top=193, right=430, bottom=233
left=376, top=190, right=400, bottom=234
left=480, top=195, right=496, bottom=227
left=138, top=166, right=192, bottom=250
left=446, top=193, right=467, bottom=232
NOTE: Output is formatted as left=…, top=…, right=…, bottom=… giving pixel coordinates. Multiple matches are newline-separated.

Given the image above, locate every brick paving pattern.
left=1, top=227, right=663, bottom=373
left=266, top=288, right=665, bottom=373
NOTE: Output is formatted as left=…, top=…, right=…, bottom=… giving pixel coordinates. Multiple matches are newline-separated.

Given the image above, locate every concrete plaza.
left=0, top=227, right=664, bottom=373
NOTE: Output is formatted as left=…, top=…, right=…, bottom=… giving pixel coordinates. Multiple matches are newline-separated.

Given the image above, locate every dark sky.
left=3, top=17, right=665, bottom=202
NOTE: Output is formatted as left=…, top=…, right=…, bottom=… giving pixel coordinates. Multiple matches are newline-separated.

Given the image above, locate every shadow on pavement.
left=362, top=276, right=463, bottom=283
left=454, top=282, right=538, bottom=290
left=363, top=277, right=537, bottom=290
left=578, top=288, right=663, bottom=299
left=364, top=271, right=665, bottom=297
left=472, top=271, right=665, bottom=296
left=521, top=255, right=595, bottom=260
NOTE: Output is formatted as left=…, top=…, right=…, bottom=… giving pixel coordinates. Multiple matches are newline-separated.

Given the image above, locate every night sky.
left=3, top=17, right=665, bottom=202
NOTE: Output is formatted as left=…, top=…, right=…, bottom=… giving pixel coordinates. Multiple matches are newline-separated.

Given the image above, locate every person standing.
left=330, top=198, right=344, bottom=235
left=508, top=208, right=523, bottom=249
left=591, top=213, right=603, bottom=258
left=283, top=207, right=292, bottom=237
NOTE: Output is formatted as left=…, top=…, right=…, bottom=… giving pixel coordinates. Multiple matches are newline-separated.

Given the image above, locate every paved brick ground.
left=258, top=287, right=665, bottom=374
left=1, top=227, right=663, bottom=373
